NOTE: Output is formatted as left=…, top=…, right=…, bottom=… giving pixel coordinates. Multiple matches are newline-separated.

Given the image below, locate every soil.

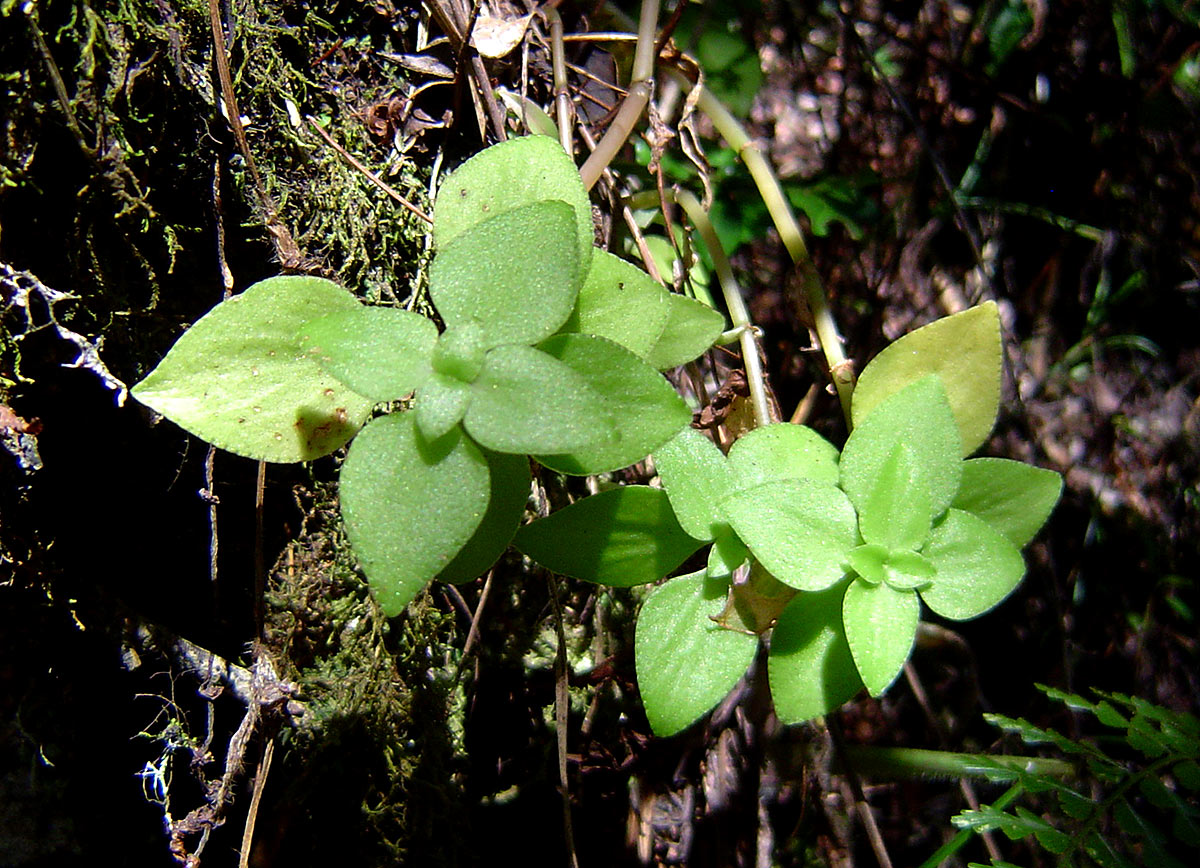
left=1, top=1, right=1197, bottom=866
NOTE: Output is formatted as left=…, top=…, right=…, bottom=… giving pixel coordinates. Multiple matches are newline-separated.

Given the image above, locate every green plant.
left=132, top=134, right=723, bottom=615
left=931, top=684, right=1200, bottom=867
left=517, top=303, right=1063, bottom=735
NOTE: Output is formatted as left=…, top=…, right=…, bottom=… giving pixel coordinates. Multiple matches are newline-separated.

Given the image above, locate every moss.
left=263, top=481, right=470, bottom=864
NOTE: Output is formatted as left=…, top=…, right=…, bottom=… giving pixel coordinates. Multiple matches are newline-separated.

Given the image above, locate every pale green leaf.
left=840, top=375, right=963, bottom=523
left=439, top=450, right=530, bottom=584
left=433, top=134, right=594, bottom=270
left=132, top=275, right=373, bottom=462
left=707, top=528, right=749, bottom=578
left=920, top=508, right=1027, bottom=620
left=430, top=201, right=581, bottom=348
left=726, top=422, right=841, bottom=490
left=464, top=344, right=614, bottom=454
left=340, top=413, right=490, bottom=616
left=513, top=486, right=703, bottom=586
left=635, top=570, right=758, bottom=736
left=769, top=582, right=863, bottom=723
left=560, top=249, right=670, bottom=357
left=852, top=302, right=1002, bottom=456
left=883, top=550, right=936, bottom=590
left=652, top=426, right=736, bottom=542
left=846, top=544, right=888, bottom=585
left=857, top=442, right=931, bottom=551
left=432, top=321, right=488, bottom=384
left=721, top=479, right=858, bottom=591
left=414, top=373, right=471, bottom=442
left=296, top=306, right=437, bottom=401
left=952, top=458, right=1063, bottom=548
left=532, top=334, right=691, bottom=475
left=843, top=579, right=920, bottom=696
left=644, top=292, right=726, bottom=370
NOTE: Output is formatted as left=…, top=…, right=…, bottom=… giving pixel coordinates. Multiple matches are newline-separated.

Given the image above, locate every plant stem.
left=675, top=75, right=855, bottom=424
left=578, top=0, right=660, bottom=190
left=916, top=783, right=1025, bottom=868
left=545, top=8, right=574, bottom=155
left=840, top=745, right=1075, bottom=782
left=674, top=189, right=771, bottom=429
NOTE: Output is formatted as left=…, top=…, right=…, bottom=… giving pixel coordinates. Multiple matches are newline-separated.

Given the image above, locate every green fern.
left=947, top=684, right=1200, bottom=867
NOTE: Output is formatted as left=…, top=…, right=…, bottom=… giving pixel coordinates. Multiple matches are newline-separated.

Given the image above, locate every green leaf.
left=952, top=458, right=1063, bottom=548
left=432, top=321, right=488, bottom=384
left=857, top=442, right=932, bottom=551
left=651, top=426, right=736, bottom=541
left=769, top=581, right=863, bottom=723
left=438, top=450, right=530, bottom=584
left=721, top=479, right=858, bottom=591
left=840, top=375, right=963, bottom=523
left=430, top=201, right=582, bottom=349
left=920, top=509, right=1027, bottom=620
left=297, top=306, right=437, bottom=401
left=852, top=302, right=1002, bottom=456
left=464, top=344, right=614, bottom=454
left=340, top=413, right=490, bottom=616
left=846, top=544, right=888, bottom=585
left=132, top=275, right=374, bottom=462
left=561, top=249, right=670, bottom=357
left=643, top=292, right=726, bottom=370
left=707, top=528, right=749, bottom=578
left=635, top=570, right=758, bottom=736
left=726, top=422, right=840, bottom=489
left=433, top=134, right=594, bottom=270
left=843, top=579, right=920, bottom=696
left=414, top=373, right=472, bottom=442
left=513, top=486, right=703, bottom=586
left=532, top=334, right=691, bottom=475
left=883, top=550, right=936, bottom=590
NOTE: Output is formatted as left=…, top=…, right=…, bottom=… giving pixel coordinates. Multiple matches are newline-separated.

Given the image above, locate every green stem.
left=916, top=783, right=1025, bottom=868
left=677, top=76, right=854, bottom=424
left=675, top=188, right=771, bottom=428
left=841, top=745, right=1075, bottom=782
left=578, top=0, right=660, bottom=190
left=545, top=8, right=574, bottom=154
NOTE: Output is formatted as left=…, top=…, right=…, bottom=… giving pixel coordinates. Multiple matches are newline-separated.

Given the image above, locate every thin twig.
left=305, top=118, right=432, bottom=223
left=206, top=0, right=300, bottom=265
left=238, top=738, right=275, bottom=868
left=546, top=574, right=581, bottom=868
left=827, top=716, right=896, bottom=868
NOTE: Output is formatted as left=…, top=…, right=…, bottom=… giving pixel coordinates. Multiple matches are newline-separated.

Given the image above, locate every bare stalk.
left=673, top=189, right=771, bottom=429
left=578, top=0, right=661, bottom=190
left=676, top=75, right=855, bottom=424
